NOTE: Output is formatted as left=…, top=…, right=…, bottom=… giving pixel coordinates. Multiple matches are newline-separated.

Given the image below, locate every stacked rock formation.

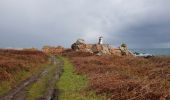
left=119, top=43, right=133, bottom=56
left=71, top=39, right=133, bottom=56
left=71, top=39, right=93, bottom=53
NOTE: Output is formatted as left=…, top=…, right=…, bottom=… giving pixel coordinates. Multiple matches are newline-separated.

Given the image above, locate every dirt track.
left=0, top=56, right=63, bottom=100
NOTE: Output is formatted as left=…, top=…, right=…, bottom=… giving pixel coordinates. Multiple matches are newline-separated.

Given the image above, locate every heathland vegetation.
left=0, top=47, right=170, bottom=100
left=63, top=50, right=170, bottom=100
left=0, top=49, right=48, bottom=96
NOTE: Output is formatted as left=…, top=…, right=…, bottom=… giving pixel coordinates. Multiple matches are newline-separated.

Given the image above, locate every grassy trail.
left=1, top=56, right=106, bottom=100
left=27, top=64, right=57, bottom=100
left=57, top=57, right=106, bottom=100
left=27, top=56, right=63, bottom=100
left=0, top=56, right=63, bottom=100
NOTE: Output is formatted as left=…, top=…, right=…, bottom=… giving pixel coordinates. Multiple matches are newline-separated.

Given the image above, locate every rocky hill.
left=71, top=39, right=133, bottom=56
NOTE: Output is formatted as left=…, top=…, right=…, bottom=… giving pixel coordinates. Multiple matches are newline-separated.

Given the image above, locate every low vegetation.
left=57, top=56, right=106, bottom=100
left=63, top=51, right=170, bottom=100
left=0, top=49, right=48, bottom=96
left=1, top=48, right=169, bottom=99
left=27, top=63, right=57, bottom=100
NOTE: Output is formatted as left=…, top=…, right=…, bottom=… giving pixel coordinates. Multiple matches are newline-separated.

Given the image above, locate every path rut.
left=0, top=56, right=63, bottom=100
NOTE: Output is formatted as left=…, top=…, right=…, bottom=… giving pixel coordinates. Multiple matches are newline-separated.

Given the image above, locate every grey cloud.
left=0, top=0, right=170, bottom=48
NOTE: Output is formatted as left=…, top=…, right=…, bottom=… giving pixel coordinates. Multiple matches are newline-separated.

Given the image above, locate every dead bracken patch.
left=0, top=49, right=48, bottom=80
left=63, top=51, right=170, bottom=100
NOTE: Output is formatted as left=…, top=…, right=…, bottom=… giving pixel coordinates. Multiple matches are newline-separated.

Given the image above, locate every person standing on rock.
left=98, top=36, right=103, bottom=44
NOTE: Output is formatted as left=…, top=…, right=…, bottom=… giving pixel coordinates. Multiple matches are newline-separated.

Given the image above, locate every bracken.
left=63, top=51, right=170, bottom=100
left=0, top=49, right=48, bottom=80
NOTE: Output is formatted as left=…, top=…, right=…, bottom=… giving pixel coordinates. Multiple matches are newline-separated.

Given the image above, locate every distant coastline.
left=130, top=48, right=170, bottom=56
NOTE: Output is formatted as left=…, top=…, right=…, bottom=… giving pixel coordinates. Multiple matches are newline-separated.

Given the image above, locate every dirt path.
left=0, top=56, right=63, bottom=100
left=41, top=56, right=63, bottom=100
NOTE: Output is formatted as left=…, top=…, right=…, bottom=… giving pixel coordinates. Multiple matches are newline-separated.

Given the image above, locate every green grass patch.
left=57, top=57, right=106, bottom=100
left=26, top=63, right=57, bottom=100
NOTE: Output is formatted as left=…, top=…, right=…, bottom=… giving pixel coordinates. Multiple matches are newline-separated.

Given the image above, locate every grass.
left=57, top=56, right=106, bottom=100
left=0, top=81, right=11, bottom=96
left=0, top=49, right=47, bottom=96
left=27, top=63, right=57, bottom=100
left=0, top=64, right=47, bottom=96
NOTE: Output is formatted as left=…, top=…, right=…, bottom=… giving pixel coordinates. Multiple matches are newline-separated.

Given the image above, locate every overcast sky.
left=0, top=0, right=170, bottom=48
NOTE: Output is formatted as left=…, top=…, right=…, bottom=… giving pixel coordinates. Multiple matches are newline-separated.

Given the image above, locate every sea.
left=130, top=48, right=170, bottom=56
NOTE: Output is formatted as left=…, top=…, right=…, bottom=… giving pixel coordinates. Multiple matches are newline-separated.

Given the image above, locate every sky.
left=0, top=0, right=170, bottom=49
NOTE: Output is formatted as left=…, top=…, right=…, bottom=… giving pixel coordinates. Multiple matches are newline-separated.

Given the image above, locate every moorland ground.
left=0, top=49, right=102, bottom=100
left=0, top=49, right=170, bottom=100
left=0, top=49, right=48, bottom=96
left=63, top=51, right=170, bottom=100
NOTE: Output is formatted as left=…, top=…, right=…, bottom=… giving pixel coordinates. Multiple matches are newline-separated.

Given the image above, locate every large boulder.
left=71, top=39, right=86, bottom=51
left=119, top=43, right=131, bottom=56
